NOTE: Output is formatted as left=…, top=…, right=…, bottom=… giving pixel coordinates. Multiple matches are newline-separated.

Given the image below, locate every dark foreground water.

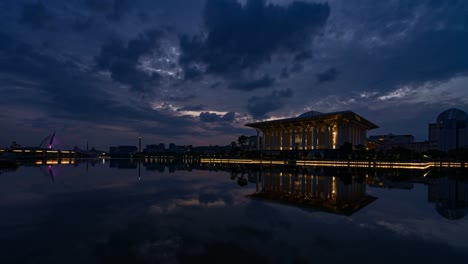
left=1, top=160, right=467, bottom=264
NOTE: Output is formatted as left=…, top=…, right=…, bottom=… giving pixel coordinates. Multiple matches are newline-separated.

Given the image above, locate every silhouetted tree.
left=340, top=142, right=353, bottom=159
left=238, top=135, right=248, bottom=146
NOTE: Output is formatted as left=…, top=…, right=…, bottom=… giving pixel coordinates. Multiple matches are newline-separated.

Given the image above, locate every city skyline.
left=1, top=0, right=468, bottom=149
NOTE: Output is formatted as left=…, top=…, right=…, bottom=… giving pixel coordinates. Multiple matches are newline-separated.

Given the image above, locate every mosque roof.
left=246, top=110, right=378, bottom=130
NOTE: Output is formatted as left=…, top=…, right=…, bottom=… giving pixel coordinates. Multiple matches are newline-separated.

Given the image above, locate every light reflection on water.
left=0, top=159, right=467, bottom=263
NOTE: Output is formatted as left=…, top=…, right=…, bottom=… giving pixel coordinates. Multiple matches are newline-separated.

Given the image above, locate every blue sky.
left=1, top=0, right=467, bottom=149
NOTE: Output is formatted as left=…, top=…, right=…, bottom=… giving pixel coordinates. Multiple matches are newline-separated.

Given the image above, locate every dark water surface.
left=1, top=160, right=467, bottom=264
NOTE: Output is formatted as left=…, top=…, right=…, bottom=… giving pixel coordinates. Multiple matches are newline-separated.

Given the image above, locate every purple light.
left=48, top=145, right=52, bottom=149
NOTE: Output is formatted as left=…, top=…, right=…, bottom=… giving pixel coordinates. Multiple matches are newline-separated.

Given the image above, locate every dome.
left=437, top=108, right=468, bottom=123
left=298, top=111, right=323, bottom=118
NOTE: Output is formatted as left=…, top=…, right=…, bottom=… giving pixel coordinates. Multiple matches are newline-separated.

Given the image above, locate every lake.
left=1, top=159, right=467, bottom=263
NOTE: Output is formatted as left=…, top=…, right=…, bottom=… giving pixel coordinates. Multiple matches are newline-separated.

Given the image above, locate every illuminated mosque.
left=246, top=110, right=378, bottom=151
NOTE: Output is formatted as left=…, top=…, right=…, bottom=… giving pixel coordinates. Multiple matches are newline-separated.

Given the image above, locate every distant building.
left=168, top=143, right=176, bottom=152
left=145, top=144, right=165, bottom=154
left=109, top=146, right=138, bottom=157
left=368, top=134, right=414, bottom=145
left=175, top=145, right=192, bottom=154
left=367, top=134, right=437, bottom=153
left=245, top=110, right=378, bottom=151
left=367, top=134, right=414, bottom=150
left=428, top=108, right=468, bottom=151
left=428, top=123, right=438, bottom=142
left=192, top=145, right=230, bottom=154
left=405, top=141, right=437, bottom=153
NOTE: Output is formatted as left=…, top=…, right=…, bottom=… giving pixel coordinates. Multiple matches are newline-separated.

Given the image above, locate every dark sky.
left=1, top=0, right=467, bottom=149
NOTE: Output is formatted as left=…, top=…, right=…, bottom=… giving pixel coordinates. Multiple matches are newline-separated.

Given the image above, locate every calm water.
left=1, top=160, right=467, bottom=264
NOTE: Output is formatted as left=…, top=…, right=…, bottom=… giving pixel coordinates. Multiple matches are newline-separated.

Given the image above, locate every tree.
left=340, top=142, right=353, bottom=159
left=238, top=135, right=248, bottom=146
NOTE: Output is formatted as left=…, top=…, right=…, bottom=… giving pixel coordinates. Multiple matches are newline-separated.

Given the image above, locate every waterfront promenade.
left=200, top=158, right=466, bottom=169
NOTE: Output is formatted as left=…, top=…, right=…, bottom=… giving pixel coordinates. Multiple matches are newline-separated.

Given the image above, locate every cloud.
left=95, top=29, right=171, bottom=92
left=247, top=88, right=293, bottom=119
left=179, top=0, right=330, bottom=88
left=229, top=74, right=275, bottom=91
left=85, top=0, right=113, bottom=12
left=316, top=67, right=339, bottom=83
left=0, top=31, right=209, bottom=147
left=71, top=17, right=95, bottom=32
left=177, top=105, right=205, bottom=111
left=199, top=112, right=236, bottom=123
left=107, top=0, right=134, bottom=21
left=19, top=1, right=50, bottom=29
left=383, top=29, right=468, bottom=86
left=85, top=0, right=133, bottom=21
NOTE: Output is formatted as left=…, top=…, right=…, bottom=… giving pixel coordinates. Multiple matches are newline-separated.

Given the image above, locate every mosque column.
left=342, top=124, right=349, bottom=144
left=355, top=125, right=360, bottom=146
left=272, top=130, right=277, bottom=150
left=352, top=125, right=357, bottom=147
left=356, top=126, right=360, bottom=146
left=324, top=126, right=330, bottom=149
left=256, top=129, right=261, bottom=151
left=337, top=123, right=343, bottom=148
left=275, top=129, right=282, bottom=150
left=317, top=125, right=325, bottom=149
left=356, top=125, right=360, bottom=146
left=291, top=128, right=296, bottom=150
left=330, top=125, right=335, bottom=149
left=268, top=129, right=274, bottom=150
left=313, top=127, right=318, bottom=150
left=301, top=127, right=306, bottom=150
left=306, top=127, right=312, bottom=150
left=281, top=129, right=286, bottom=150
left=285, top=128, right=292, bottom=150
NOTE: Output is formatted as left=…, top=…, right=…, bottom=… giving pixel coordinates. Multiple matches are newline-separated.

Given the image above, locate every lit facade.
left=428, top=108, right=468, bottom=152
left=245, top=110, right=378, bottom=151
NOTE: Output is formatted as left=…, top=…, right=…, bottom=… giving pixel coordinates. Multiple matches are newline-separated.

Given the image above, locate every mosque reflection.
left=428, top=177, right=468, bottom=220
left=248, top=168, right=377, bottom=215
left=12, top=158, right=468, bottom=219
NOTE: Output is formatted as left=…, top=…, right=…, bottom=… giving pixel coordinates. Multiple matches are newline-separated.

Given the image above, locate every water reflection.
left=249, top=168, right=377, bottom=215
left=4, top=158, right=468, bottom=221
left=429, top=177, right=468, bottom=220
left=1, top=159, right=468, bottom=263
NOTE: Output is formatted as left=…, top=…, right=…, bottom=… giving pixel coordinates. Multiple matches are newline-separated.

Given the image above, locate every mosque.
left=245, top=110, right=378, bottom=151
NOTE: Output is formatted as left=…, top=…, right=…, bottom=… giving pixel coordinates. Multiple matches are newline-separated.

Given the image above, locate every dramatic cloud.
left=95, top=29, right=171, bottom=92
left=177, top=105, right=205, bottom=112
left=1, top=0, right=468, bottom=146
left=199, top=112, right=236, bottom=123
left=316, top=67, right=339, bottom=83
left=247, top=89, right=293, bottom=119
left=229, top=74, right=276, bottom=91
left=179, top=0, right=330, bottom=88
